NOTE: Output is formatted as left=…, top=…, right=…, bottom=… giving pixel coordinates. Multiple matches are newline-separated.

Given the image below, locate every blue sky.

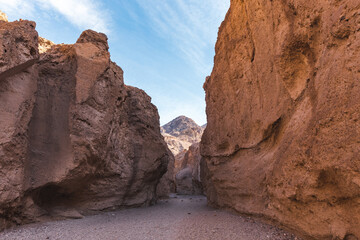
left=0, top=0, right=229, bottom=125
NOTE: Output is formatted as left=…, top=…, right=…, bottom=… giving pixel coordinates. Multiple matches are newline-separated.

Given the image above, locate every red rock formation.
left=0, top=19, right=171, bottom=228
left=201, top=0, right=360, bottom=239
left=0, top=19, right=39, bottom=228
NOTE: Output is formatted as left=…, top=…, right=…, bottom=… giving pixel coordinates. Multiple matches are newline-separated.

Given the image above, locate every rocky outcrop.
left=0, top=18, right=171, bottom=229
left=38, top=37, right=54, bottom=53
left=0, top=11, right=7, bottom=22
left=161, top=116, right=204, bottom=156
left=201, top=1, right=360, bottom=239
left=175, top=143, right=203, bottom=195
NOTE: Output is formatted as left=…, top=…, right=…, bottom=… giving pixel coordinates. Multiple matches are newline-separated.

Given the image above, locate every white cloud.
left=0, top=0, right=110, bottom=34
left=134, top=0, right=230, bottom=77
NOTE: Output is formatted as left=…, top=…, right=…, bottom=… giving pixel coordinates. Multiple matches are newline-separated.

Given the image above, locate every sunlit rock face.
left=0, top=17, right=171, bottom=229
left=161, top=116, right=204, bottom=156
left=0, top=11, right=7, bottom=22
left=38, top=36, right=54, bottom=53
left=201, top=0, right=360, bottom=239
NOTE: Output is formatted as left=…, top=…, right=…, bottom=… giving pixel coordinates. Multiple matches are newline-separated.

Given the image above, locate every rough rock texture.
left=201, top=0, right=360, bottom=239
left=159, top=116, right=205, bottom=196
left=0, top=19, right=39, bottom=229
left=156, top=148, right=175, bottom=198
left=161, top=116, right=204, bottom=156
left=0, top=11, right=7, bottom=22
left=0, top=20, right=171, bottom=229
left=175, top=143, right=203, bottom=195
left=38, top=37, right=54, bottom=54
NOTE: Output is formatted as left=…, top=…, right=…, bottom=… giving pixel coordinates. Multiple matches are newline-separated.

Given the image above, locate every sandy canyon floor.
left=0, top=195, right=301, bottom=240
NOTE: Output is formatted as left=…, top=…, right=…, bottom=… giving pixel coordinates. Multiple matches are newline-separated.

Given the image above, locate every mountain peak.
left=162, top=116, right=200, bottom=136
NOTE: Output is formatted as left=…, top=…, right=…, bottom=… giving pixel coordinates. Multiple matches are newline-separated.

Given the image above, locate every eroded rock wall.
left=0, top=20, right=171, bottom=228
left=175, top=143, right=203, bottom=195
left=0, top=19, right=39, bottom=228
left=201, top=0, right=360, bottom=239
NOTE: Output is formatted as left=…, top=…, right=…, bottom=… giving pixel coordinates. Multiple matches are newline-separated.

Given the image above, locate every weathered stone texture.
left=175, top=143, right=203, bottom=195
left=0, top=21, right=171, bottom=229
left=201, top=0, right=360, bottom=239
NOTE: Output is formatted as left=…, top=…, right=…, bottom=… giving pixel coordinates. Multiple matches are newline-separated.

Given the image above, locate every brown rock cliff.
left=0, top=19, right=171, bottom=228
left=201, top=0, right=360, bottom=239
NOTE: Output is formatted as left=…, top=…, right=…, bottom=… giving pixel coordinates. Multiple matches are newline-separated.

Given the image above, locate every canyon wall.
left=201, top=0, right=360, bottom=239
left=0, top=18, right=171, bottom=228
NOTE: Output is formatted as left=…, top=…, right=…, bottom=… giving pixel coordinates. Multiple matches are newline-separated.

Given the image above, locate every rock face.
left=161, top=116, right=205, bottom=195
left=161, top=116, right=204, bottom=156
left=0, top=18, right=171, bottom=229
left=0, top=19, right=39, bottom=228
left=38, top=36, right=54, bottom=53
left=0, top=11, right=7, bottom=22
left=175, top=143, right=203, bottom=195
left=201, top=1, right=360, bottom=239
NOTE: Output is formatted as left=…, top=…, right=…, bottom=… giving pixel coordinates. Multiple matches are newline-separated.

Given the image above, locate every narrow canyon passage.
left=0, top=195, right=300, bottom=240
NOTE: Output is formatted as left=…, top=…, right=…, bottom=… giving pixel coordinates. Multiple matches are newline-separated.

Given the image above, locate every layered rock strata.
left=201, top=0, right=360, bottom=239
left=0, top=19, right=171, bottom=229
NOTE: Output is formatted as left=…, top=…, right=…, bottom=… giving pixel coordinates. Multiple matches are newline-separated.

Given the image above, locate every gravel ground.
left=0, top=195, right=302, bottom=240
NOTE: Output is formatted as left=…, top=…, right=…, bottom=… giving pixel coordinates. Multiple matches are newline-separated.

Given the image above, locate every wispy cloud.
left=0, top=0, right=110, bottom=33
left=134, top=0, right=230, bottom=77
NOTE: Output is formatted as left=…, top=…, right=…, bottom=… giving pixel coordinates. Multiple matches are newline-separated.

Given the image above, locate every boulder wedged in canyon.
left=201, top=0, right=360, bottom=239
left=175, top=143, right=203, bottom=195
left=0, top=17, right=171, bottom=229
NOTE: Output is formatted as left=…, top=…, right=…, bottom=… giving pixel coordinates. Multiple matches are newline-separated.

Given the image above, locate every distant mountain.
left=161, top=116, right=204, bottom=156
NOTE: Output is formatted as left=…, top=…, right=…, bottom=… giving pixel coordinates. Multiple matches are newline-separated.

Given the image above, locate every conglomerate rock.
left=201, top=0, right=360, bottom=239
left=0, top=18, right=171, bottom=229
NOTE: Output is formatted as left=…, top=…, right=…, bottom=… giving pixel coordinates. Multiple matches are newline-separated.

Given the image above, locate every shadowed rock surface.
left=201, top=0, right=360, bottom=239
left=175, top=143, right=203, bottom=195
left=0, top=18, right=171, bottom=229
